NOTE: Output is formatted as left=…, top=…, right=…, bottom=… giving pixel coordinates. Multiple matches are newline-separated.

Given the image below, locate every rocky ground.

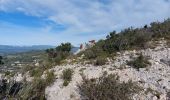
left=45, top=41, right=170, bottom=100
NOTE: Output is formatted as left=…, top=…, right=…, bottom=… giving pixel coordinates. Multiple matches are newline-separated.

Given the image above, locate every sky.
left=0, top=0, right=170, bottom=46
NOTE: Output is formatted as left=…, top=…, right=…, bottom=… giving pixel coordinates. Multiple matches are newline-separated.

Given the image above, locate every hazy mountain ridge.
left=0, top=45, right=54, bottom=54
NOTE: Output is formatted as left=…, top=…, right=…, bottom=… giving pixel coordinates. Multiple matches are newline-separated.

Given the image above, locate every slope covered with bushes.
left=82, top=19, right=170, bottom=60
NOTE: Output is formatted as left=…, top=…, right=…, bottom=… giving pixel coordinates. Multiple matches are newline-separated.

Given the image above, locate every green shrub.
left=63, top=80, right=69, bottom=86
left=18, top=77, right=46, bottom=100
left=0, top=79, right=22, bottom=99
left=56, top=43, right=72, bottom=52
left=84, top=49, right=97, bottom=59
left=82, top=19, right=170, bottom=59
left=78, top=74, right=140, bottom=100
left=46, top=43, right=72, bottom=65
left=22, top=65, right=34, bottom=74
left=29, top=68, right=44, bottom=77
left=45, top=70, right=56, bottom=86
left=18, top=70, right=56, bottom=100
left=4, top=71, right=11, bottom=76
left=95, top=56, right=107, bottom=66
left=62, top=68, right=73, bottom=86
left=127, top=54, right=151, bottom=70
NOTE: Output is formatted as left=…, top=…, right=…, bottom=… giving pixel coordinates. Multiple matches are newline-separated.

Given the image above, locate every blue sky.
left=0, top=0, right=170, bottom=46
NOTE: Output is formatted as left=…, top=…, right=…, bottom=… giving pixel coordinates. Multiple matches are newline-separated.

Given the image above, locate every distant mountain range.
left=0, top=45, right=54, bottom=55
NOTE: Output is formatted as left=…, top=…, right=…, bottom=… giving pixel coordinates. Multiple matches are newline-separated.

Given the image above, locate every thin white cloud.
left=0, top=0, right=170, bottom=45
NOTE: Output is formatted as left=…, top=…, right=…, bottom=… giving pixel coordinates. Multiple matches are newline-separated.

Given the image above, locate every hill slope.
left=46, top=40, right=170, bottom=100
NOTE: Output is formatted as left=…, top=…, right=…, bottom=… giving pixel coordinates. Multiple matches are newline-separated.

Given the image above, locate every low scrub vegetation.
left=0, top=71, right=56, bottom=100
left=78, top=74, right=141, bottom=100
left=62, top=68, right=74, bottom=86
left=15, top=71, right=55, bottom=99
left=95, top=56, right=107, bottom=66
left=127, top=54, right=151, bottom=70
left=45, top=70, right=56, bottom=86
left=0, top=78, right=44, bottom=100
left=18, top=77, right=46, bottom=100
left=82, top=19, right=170, bottom=60
left=0, top=79, right=22, bottom=99
left=46, top=43, right=72, bottom=65
left=0, top=68, right=56, bottom=99
left=29, top=67, right=44, bottom=77
left=84, top=49, right=97, bottom=59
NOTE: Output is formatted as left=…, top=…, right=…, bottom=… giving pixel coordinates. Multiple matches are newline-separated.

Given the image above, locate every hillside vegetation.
left=82, top=19, right=170, bottom=62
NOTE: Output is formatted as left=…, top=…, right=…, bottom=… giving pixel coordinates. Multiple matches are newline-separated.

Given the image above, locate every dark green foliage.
left=103, top=27, right=152, bottom=52
left=19, top=73, right=56, bottom=100
left=84, top=49, right=97, bottom=59
left=45, top=70, right=56, bottom=86
left=82, top=19, right=170, bottom=59
left=95, top=56, right=107, bottom=66
left=127, top=54, right=151, bottom=70
left=0, top=79, right=23, bottom=99
left=4, top=71, right=11, bottom=76
left=78, top=74, right=140, bottom=100
left=18, top=78, right=46, bottom=100
left=46, top=43, right=72, bottom=64
left=83, top=40, right=109, bottom=60
left=62, top=68, right=73, bottom=86
left=63, top=80, right=69, bottom=86
left=29, top=67, right=44, bottom=77
left=62, top=68, right=73, bottom=81
left=19, top=68, right=56, bottom=99
left=56, top=43, right=72, bottom=52
left=0, top=56, right=4, bottom=65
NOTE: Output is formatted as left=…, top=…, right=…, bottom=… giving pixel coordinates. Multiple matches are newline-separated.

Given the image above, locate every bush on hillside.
left=0, top=79, right=23, bottom=99
left=29, top=67, right=44, bottom=77
left=18, top=78, right=46, bottom=100
left=84, top=49, right=97, bottom=59
left=56, top=43, right=72, bottom=52
left=45, top=70, right=56, bottom=86
left=82, top=19, right=170, bottom=59
left=127, top=54, right=151, bottom=70
left=18, top=70, right=56, bottom=99
left=62, top=68, right=74, bottom=86
left=78, top=74, right=141, bottom=100
left=63, top=80, right=70, bottom=86
left=83, top=41, right=109, bottom=61
left=46, top=42, right=72, bottom=65
left=95, top=56, right=107, bottom=66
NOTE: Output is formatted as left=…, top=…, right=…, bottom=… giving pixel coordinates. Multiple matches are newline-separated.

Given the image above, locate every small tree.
left=45, top=43, right=72, bottom=64
left=56, top=43, right=72, bottom=52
